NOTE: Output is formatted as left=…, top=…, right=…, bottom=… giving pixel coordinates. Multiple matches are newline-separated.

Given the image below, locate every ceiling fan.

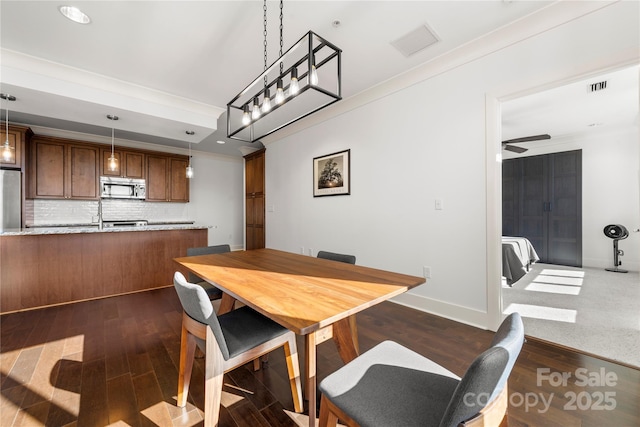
left=502, top=134, right=551, bottom=153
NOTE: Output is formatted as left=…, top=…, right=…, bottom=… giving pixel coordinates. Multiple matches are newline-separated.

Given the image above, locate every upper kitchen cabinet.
left=146, top=154, right=189, bottom=202
left=27, top=136, right=100, bottom=200
left=100, top=148, right=145, bottom=179
left=0, top=123, right=33, bottom=170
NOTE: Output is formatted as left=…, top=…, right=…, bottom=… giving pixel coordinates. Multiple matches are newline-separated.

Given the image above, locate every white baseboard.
left=390, top=292, right=492, bottom=331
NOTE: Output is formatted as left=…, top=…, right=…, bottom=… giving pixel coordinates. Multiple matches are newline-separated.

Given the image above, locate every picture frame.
left=313, top=149, right=350, bottom=197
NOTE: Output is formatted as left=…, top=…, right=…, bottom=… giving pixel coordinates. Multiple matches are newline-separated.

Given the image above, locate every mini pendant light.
left=309, top=55, right=319, bottom=86
left=1, top=94, right=16, bottom=162
left=106, top=114, right=119, bottom=172
left=289, top=67, right=300, bottom=95
left=275, top=79, right=285, bottom=104
left=251, top=97, right=261, bottom=120
left=242, top=104, right=251, bottom=125
left=186, top=132, right=194, bottom=179
left=262, top=88, right=272, bottom=113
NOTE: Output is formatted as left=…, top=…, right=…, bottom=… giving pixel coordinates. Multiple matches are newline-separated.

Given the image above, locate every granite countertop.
left=0, top=223, right=210, bottom=236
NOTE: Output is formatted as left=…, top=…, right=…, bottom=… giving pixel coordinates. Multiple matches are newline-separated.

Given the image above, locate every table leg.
left=217, top=293, right=236, bottom=315
left=305, top=332, right=317, bottom=427
left=331, top=315, right=360, bottom=364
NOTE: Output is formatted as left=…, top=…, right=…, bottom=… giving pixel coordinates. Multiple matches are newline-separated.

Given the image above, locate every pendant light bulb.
left=275, top=79, right=285, bottom=104
left=186, top=141, right=194, bottom=179
left=251, top=97, right=261, bottom=120
left=310, top=56, right=319, bottom=86
left=242, top=105, right=251, bottom=125
left=2, top=94, right=15, bottom=162
left=107, top=114, right=119, bottom=172
left=262, top=88, right=272, bottom=113
left=2, top=142, right=12, bottom=162
left=290, top=68, right=299, bottom=95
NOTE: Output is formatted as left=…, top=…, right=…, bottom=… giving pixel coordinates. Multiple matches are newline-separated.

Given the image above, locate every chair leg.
left=204, top=327, right=225, bottom=427
left=177, top=321, right=197, bottom=407
left=283, top=333, right=304, bottom=413
left=318, top=395, right=339, bottom=427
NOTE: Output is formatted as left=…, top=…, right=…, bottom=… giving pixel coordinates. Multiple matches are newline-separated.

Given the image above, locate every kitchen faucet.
left=98, top=198, right=103, bottom=230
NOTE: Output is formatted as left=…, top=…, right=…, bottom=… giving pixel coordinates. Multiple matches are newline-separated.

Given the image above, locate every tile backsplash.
left=25, top=199, right=191, bottom=226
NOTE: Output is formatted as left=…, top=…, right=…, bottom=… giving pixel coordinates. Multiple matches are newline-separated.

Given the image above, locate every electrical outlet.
left=423, top=266, right=431, bottom=279
left=308, top=248, right=313, bottom=256
left=435, top=199, right=443, bottom=210
left=300, top=247, right=305, bottom=254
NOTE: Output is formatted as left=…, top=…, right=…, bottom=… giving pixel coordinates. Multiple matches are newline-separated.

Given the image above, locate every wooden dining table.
left=174, top=248, right=425, bottom=426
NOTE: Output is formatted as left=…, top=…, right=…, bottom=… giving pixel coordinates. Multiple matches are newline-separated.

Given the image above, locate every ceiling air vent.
left=588, top=80, right=608, bottom=92
left=391, top=24, right=440, bottom=58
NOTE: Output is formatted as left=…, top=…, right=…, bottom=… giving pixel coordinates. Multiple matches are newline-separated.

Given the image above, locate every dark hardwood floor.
left=1, top=287, right=638, bottom=426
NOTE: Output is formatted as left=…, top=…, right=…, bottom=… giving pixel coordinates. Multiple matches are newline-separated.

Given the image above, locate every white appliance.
left=100, top=176, right=146, bottom=200
left=0, top=169, right=21, bottom=230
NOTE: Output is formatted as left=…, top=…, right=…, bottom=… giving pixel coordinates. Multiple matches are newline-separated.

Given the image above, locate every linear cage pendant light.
left=227, top=0, right=341, bottom=143
left=1, top=93, right=16, bottom=162
left=106, top=114, right=119, bottom=172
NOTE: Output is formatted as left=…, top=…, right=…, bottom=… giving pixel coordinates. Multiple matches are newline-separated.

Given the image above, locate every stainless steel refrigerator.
left=0, top=169, right=21, bottom=230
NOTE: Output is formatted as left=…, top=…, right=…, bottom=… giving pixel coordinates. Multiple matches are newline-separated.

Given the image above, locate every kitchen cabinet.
left=100, top=148, right=145, bottom=179
left=0, top=228, right=207, bottom=313
left=146, top=154, right=189, bottom=202
left=27, top=136, right=99, bottom=199
left=245, top=149, right=265, bottom=250
left=0, top=123, right=32, bottom=170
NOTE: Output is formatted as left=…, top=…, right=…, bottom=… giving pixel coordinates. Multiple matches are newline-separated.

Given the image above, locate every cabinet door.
left=169, top=157, right=189, bottom=202
left=0, top=127, right=23, bottom=169
left=29, top=139, right=66, bottom=198
left=68, top=144, right=99, bottom=199
left=246, top=152, right=265, bottom=195
left=146, top=155, right=169, bottom=201
left=101, top=149, right=145, bottom=179
left=124, top=152, right=145, bottom=179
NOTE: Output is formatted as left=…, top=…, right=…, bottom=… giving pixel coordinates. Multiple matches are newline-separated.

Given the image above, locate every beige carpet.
left=502, top=263, right=640, bottom=368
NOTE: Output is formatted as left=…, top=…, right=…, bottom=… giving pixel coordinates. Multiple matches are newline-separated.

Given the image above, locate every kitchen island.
left=0, top=225, right=208, bottom=313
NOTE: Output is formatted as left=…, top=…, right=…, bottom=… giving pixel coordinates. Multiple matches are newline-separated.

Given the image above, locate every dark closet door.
left=548, top=151, right=582, bottom=266
left=502, top=150, right=582, bottom=267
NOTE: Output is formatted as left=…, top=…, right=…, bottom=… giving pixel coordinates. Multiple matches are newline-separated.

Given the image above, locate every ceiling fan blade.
left=504, top=144, right=528, bottom=153
left=502, top=134, right=551, bottom=144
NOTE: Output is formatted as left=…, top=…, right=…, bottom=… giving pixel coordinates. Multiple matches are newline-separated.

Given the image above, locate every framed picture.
left=313, top=149, right=350, bottom=197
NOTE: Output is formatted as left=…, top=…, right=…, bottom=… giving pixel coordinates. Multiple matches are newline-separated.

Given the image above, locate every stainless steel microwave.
left=100, top=176, right=146, bottom=199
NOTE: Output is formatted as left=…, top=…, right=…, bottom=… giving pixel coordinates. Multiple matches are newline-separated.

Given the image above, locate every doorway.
left=494, top=64, right=640, bottom=367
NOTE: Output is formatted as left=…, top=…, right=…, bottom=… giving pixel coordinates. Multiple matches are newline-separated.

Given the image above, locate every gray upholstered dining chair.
left=186, top=244, right=231, bottom=300
left=317, top=250, right=356, bottom=264
left=173, top=272, right=303, bottom=427
left=318, top=312, right=524, bottom=427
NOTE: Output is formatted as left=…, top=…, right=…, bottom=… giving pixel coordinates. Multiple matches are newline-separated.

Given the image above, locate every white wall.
left=188, top=152, right=244, bottom=249
left=264, top=2, right=640, bottom=327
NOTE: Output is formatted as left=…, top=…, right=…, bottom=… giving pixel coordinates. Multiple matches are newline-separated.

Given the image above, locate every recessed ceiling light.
left=216, top=140, right=226, bottom=144
left=58, top=6, right=91, bottom=24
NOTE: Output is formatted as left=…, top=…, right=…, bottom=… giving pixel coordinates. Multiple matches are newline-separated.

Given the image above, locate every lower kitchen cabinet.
left=0, top=228, right=207, bottom=313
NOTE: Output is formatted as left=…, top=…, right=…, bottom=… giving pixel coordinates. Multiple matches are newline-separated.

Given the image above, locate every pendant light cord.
left=263, top=0, right=268, bottom=87
left=279, top=0, right=284, bottom=75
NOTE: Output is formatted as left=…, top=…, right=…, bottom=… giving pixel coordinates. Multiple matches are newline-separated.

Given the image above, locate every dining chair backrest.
left=186, top=244, right=231, bottom=283
left=317, top=250, right=356, bottom=265
left=173, top=272, right=231, bottom=359
left=438, top=312, right=524, bottom=427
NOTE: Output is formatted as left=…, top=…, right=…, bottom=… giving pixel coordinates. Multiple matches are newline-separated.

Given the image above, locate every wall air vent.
left=588, top=80, right=608, bottom=92
left=391, top=24, right=440, bottom=58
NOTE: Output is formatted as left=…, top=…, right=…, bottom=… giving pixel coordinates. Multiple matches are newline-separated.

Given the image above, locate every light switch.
left=435, top=199, right=443, bottom=210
